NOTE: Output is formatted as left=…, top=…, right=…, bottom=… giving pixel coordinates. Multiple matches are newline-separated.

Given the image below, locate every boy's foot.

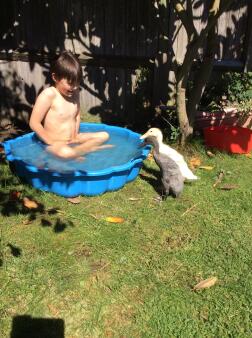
left=67, top=196, right=81, bottom=204
left=90, top=144, right=115, bottom=152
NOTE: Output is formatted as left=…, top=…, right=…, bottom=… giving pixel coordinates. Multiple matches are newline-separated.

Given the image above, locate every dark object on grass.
left=10, top=315, right=64, bottom=338
left=143, top=136, right=184, bottom=198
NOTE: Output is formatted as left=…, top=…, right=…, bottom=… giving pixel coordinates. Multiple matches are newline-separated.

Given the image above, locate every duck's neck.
left=151, top=138, right=161, bottom=153
left=156, top=133, right=163, bottom=145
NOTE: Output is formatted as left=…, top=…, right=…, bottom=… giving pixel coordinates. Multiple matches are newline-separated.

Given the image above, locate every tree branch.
left=171, top=0, right=198, bottom=42
left=199, top=0, right=235, bottom=44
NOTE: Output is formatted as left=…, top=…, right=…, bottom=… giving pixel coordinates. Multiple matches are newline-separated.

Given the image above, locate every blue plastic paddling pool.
left=3, top=123, right=150, bottom=197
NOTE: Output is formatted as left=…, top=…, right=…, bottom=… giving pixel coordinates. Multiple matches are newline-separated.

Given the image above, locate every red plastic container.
left=203, top=125, right=252, bottom=154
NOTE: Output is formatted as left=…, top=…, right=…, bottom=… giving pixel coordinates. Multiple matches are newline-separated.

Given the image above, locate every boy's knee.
left=59, top=148, right=75, bottom=159
left=49, top=146, right=75, bottom=159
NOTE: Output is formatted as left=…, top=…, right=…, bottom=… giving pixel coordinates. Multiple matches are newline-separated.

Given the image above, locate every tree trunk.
left=176, top=79, right=193, bottom=145
left=187, top=25, right=217, bottom=125
left=171, top=0, right=236, bottom=145
left=175, top=43, right=199, bottom=145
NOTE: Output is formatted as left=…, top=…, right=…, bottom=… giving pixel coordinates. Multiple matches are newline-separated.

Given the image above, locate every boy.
left=29, top=50, right=111, bottom=160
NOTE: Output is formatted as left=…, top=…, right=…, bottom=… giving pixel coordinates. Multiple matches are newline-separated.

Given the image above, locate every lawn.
left=0, top=135, right=252, bottom=338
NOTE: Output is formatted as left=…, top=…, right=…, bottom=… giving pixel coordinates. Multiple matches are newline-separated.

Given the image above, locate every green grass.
left=0, top=139, right=252, bottom=338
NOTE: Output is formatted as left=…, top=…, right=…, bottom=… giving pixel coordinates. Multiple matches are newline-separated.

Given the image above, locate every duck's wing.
left=159, top=144, right=184, bottom=162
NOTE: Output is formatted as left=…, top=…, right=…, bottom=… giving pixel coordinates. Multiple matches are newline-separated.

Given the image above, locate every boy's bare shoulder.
left=38, top=86, right=56, bottom=100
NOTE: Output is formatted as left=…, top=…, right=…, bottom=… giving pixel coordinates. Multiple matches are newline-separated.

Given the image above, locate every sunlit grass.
left=1, top=139, right=252, bottom=337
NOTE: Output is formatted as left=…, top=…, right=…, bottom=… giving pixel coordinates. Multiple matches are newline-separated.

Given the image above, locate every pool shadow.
left=10, top=315, right=65, bottom=338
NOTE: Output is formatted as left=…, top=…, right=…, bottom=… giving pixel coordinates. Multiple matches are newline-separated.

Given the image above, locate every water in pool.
left=11, top=131, right=144, bottom=173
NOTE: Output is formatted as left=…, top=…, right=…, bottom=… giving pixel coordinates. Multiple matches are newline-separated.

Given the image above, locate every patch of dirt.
left=164, top=233, right=192, bottom=250
left=74, top=246, right=92, bottom=258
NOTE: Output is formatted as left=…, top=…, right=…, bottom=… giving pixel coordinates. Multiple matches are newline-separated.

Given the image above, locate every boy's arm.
left=74, top=93, right=81, bottom=137
left=29, top=89, right=55, bottom=145
left=75, top=107, right=81, bottom=135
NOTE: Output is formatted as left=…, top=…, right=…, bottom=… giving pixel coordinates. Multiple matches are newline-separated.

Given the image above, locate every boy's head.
left=51, top=51, right=82, bottom=87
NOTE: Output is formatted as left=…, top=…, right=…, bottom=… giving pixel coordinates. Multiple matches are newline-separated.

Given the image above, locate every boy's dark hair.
left=52, top=50, right=82, bottom=85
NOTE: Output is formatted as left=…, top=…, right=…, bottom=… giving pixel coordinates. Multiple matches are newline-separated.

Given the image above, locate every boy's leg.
left=74, top=131, right=110, bottom=144
left=46, top=143, right=83, bottom=160
left=47, top=134, right=113, bottom=160
left=71, top=137, right=113, bottom=157
left=70, top=131, right=114, bottom=156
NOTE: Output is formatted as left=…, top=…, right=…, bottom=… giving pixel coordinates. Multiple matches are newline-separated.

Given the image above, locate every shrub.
left=200, top=71, right=252, bottom=112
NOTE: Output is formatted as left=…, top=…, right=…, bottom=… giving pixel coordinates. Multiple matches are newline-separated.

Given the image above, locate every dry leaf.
left=23, top=197, right=39, bottom=209
left=67, top=197, right=81, bottom=204
left=9, top=191, right=21, bottom=200
left=47, top=303, right=60, bottom=316
left=245, top=153, right=252, bottom=158
left=129, top=197, right=143, bottom=201
left=22, top=219, right=32, bottom=225
left=105, top=216, right=125, bottom=223
left=218, top=184, right=239, bottom=190
left=199, top=166, right=214, bottom=171
left=147, top=153, right=154, bottom=161
left=206, top=150, right=215, bottom=158
left=193, top=277, right=218, bottom=291
left=189, top=157, right=201, bottom=169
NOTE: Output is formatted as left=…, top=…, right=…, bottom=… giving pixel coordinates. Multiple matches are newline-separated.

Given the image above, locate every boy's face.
left=52, top=75, right=79, bottom=98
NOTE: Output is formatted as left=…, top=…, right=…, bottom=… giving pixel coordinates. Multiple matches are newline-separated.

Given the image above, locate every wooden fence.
left=0, top=0, right=251, bottom=129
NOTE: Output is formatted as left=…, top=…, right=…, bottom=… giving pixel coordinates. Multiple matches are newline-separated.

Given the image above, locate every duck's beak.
left=140, top=131, right=150, bottom=140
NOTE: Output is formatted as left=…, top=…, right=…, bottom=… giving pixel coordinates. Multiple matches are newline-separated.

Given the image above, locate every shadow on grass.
left=10, top=315, right=65, bottom=338
left=0, top=170, right=74, bottom=233
left=139, top=162, right=162, bottom=195
left=1, top=150, right=74, bottom=233
left=1, top=132, right=74, bottom=235
left=7, top=243, right=22, bottom=257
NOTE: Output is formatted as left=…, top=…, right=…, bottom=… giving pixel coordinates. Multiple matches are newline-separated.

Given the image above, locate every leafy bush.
left=225, top=72, right=252, bottom=103
left=200, top=71, right=252, bottom=112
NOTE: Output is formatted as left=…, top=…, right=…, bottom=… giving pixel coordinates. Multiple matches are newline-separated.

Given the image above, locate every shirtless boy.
left=29, top=50, right=111, bottom=160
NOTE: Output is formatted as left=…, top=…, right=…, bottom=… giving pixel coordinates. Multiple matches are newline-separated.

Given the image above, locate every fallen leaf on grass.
left=23, top=197, right=39, bottom=209
left=218, top=184, right=239, bottom=190
left=245, top=153, right=252, bottom=158
left=206, top=150, right=215, bottom=157
left=67, top=197, right=81, bottom=204
left=199, top=166, right=214, bottom=171
left=128, top=197, right=143, bottom=201
left=47, top=303, right=60, bottom=316
left=189, top=157, right=201, bottom=169
left=193, top=277, right=218, bottom=291
left=147, top=153, right=154, bottom=161
left=9, top=191, right=21, bottom=200
left=22, top=219, right=32, bottom=225
left=105, top=216, right=125, bottom=223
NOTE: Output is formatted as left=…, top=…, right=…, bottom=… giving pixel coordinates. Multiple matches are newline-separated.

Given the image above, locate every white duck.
left=140, top=128, right=198, bottom=180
